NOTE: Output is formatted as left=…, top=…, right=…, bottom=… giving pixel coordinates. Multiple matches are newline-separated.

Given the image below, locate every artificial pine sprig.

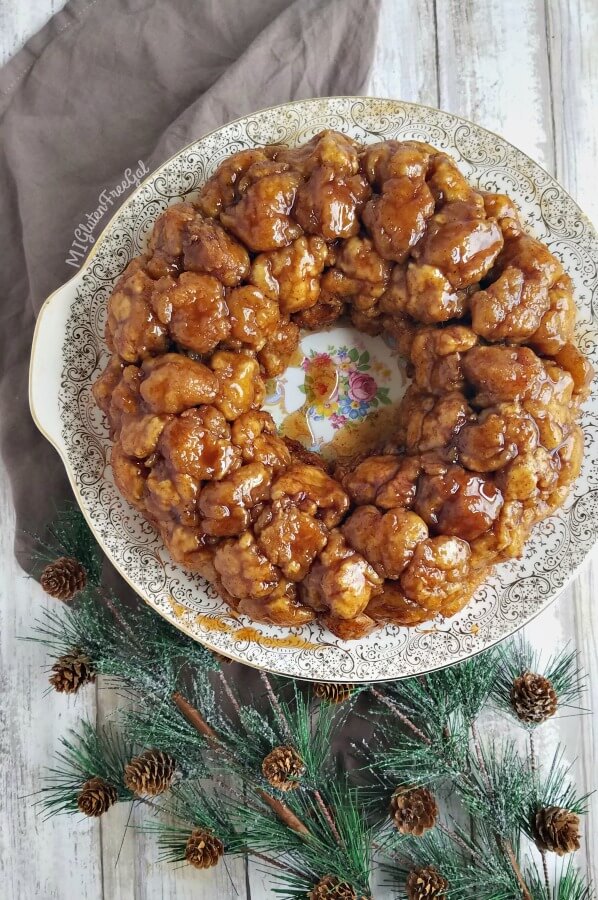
left=372, top=648, right=501, bottom=737
left=40, top=721, right=135, bottom=817
left=492, top=639, right=586, bottom=725
left=122, top=692, right=212, bottom=779
left=29, top=588, right=218, bottom=695
left=31, top=502, right=103, bottom=587
left=232, top=781, right=374, bottom=899
left=525, top=856, right=595, bottom=900
left=524, top=747, right=589, bottom=826
left=456, top=737, right=531, bottom=838
left=145, top=782, right=244, bottom=862
left=382, top=824, right=524, bottom=900
left=366, top=647, right=593, bottom=900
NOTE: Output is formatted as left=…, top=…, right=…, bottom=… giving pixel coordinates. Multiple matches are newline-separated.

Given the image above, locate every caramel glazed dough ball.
left=93, top=131, right=594, bottom=640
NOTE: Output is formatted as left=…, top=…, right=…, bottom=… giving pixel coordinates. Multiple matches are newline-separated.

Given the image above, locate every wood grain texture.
left=1, top=0, right=597, bottom=896
left=0, top=471, right=102, bottom=899
left=0, top=0, right=63, bottom=65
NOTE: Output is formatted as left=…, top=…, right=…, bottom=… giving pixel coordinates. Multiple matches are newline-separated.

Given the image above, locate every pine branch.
left=526, top=857, right=595, bottom=900
left=28, top=589, right=218, bottom=696
left=493, top=638, right=587, bottom=724
left=381, top=824, right=523, bottom=900
left=143, top=782, right=243, bottom=861
left=172, top=687, right=310, bottom=835
left=29, top=502, right=104, bottom=587
left=39, top=721, right=135, bottom=816
left=520, top=746, right=590, bottom=842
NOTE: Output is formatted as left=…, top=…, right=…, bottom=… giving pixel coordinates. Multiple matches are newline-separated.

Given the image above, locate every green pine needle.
left=40, top=721, right=134, bottom=817
left=28, top=589, right=218, bottom=696
left=493, top=639, right=587, bottom=724
left=279, top=684, right=345, bottom=786
left=143, top=782, right=242, bottom=861
left=373, top=649, right=501, bottom=741
left=250, top=781, right=374, bottom=898
left=458, top=738, right=532, bottom=839
left=382, top=824, right=522, bottom=900
left=521, top=746, right=590, bottom=840
left=30, top=502, right=104, bottom=587
left=526, top=857, right=595, bottom=900
left=122, top=693, right=211, bottom=779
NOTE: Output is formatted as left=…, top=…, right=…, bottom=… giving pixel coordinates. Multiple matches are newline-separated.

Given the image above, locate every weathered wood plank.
left=435, top=0, right=555, bottom=168
left=0, top=478, right=103, bottom=899
left=0, top=0, right=62, bottom=66
left=546, top=0, right=598, bottom=881
left=367, top=0, right=438, bottom=107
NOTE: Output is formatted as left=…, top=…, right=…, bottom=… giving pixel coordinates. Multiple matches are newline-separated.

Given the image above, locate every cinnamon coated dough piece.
left=94, top=130, right=592, bottom=637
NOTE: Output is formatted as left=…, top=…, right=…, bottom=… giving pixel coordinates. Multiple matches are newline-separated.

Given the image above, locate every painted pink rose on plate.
left=348, top=371, right=377, bottom=402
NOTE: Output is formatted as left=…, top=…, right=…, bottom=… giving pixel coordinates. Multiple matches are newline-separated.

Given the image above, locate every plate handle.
left=29, top=273, right=84, bottom=450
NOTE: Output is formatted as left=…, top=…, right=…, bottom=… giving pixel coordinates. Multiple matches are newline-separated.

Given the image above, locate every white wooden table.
left=1, top=1, right=597, bottom=897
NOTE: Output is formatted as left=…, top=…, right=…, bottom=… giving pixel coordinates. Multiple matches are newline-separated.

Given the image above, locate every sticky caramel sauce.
left=195, top=612, right=233, bottom=632
left=280, top=407, right=315, bottom=445
left=287, top=345, right=306, bottom=367
left=323, top=402, right=402, bottom=464
left=194, top=613, right=321, bottom=650
left=280, top=354, right=339, bottom=448
left=234, top=626, right=321, bottom=651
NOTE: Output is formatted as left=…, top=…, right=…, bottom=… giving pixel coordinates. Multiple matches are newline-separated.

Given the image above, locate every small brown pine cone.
left=308, top=875, right=353, bottom=900
left=535, top=806, right=581, bottom=855
left=77, top=777, right=118, bottom=817
left=406, top=867, right=448, bottom=900
left=40, top=556, right=87, bottom=601
left=314, top=682, right=356, bottom=704
left=390, top=786, right=438, bottom=836
left=185, top=828, right=224, bottom=869
left=308, top=875, right=362, bottom=900
left=123, top=749, right=177, bottom=796
left=49, top=649, right=95, bottom=694
left=262, top=745, right=305, bottom=791
left=510, top=672, right=558, bottom=724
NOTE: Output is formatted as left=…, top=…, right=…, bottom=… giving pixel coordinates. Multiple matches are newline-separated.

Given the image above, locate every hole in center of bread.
left=264, top=323, right=409, bottom=465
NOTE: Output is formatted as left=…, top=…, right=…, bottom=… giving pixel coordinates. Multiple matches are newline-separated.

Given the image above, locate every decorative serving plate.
left=29, top=97, right=598, bottom=681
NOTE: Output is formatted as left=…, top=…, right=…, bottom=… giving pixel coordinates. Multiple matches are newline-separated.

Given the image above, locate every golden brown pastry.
left=94, top=130, right=593, bottom=639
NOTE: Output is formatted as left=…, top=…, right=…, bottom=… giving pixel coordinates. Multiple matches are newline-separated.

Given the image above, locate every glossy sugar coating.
left=93, top=131, right=593, bottom=639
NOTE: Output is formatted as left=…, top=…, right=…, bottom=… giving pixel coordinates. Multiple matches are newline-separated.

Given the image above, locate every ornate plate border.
left=32, top=97, right=598, bottom=681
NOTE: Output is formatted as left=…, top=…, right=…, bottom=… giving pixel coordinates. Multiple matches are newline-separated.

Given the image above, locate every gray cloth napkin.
left=0, top=0, right=381, bottom=567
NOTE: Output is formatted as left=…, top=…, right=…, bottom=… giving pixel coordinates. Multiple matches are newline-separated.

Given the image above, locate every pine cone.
left=308, top=875, right=369, bottom=900
left=49, top=649, right=95, bottom=693
left=510, top=672, right=558, bottom=724
left=40, top=556, right=87, bottom=601
left=77, top=777, right=118, bottom=817
left=534, top=806, right=581, bottom=855
left=314, top=682, right=356, bottom=704
left=262, top=745, right=305, bottom=791
left=390, top=786, right=438, bottom=835
left=185, top=828, right=224, bottom=869
left=406, top=867, right=448, bottom=899
left=124, top=749, right=177, bottom=796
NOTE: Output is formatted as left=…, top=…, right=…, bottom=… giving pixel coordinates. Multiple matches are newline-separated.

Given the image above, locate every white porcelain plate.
left=29, top=97, right=598, bottom=681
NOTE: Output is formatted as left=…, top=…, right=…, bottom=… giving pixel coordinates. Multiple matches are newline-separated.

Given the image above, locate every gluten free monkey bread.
left=93, top=131, right=593, bottom=640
